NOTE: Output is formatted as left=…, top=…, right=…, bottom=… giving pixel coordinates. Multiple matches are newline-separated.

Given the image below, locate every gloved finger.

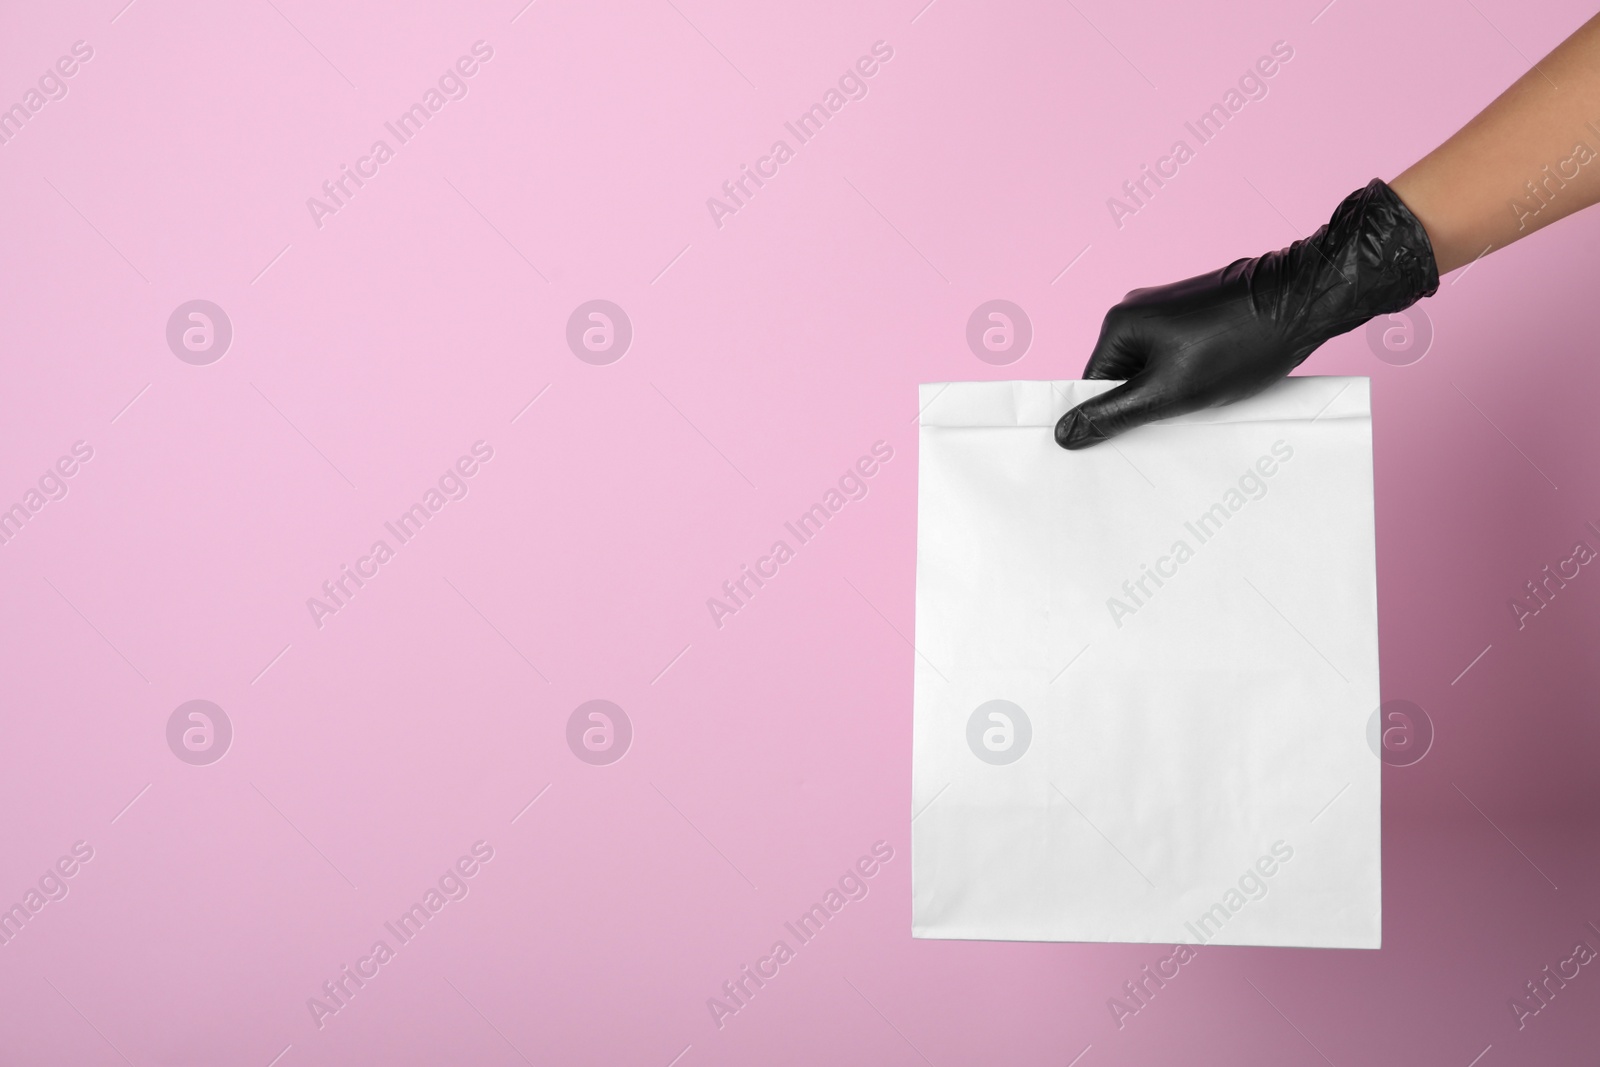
left=1081, top=307, right=1148, bottom=380
left=1054, top=376, right=1178, bottom=451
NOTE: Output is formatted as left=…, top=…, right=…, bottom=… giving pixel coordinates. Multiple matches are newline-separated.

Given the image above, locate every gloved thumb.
left=1054, top=378, right=1170, bottom=450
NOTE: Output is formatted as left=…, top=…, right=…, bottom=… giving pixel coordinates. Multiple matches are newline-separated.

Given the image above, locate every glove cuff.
left=1292, top=178, right=1441, bottom=358
left=1337, top=177, right=1440, bottom=305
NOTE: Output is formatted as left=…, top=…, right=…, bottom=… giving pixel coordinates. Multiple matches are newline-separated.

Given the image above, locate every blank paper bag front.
left=911, top=377, right=1381, bottom=949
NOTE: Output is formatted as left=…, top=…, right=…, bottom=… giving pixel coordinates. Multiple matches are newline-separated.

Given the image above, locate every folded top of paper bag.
left=917, top=376, right=1369, bottom=429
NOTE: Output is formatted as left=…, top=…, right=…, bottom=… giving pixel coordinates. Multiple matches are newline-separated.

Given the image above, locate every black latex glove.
left=1055, top=178, right=1440, bottom=450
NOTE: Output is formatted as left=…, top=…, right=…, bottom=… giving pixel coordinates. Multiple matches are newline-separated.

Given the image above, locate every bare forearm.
left=1390, top=13, right=1600, bottom=273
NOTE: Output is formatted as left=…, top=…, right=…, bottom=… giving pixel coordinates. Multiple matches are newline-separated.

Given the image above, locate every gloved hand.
left=1055, top=178, right=1440, bottom=450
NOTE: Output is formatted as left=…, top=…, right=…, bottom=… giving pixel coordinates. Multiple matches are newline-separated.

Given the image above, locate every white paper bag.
left=911, top=377, right=1381, bottom=949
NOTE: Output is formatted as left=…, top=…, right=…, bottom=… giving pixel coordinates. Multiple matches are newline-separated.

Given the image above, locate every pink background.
left=3, top=0, right=1599, bottom=1063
